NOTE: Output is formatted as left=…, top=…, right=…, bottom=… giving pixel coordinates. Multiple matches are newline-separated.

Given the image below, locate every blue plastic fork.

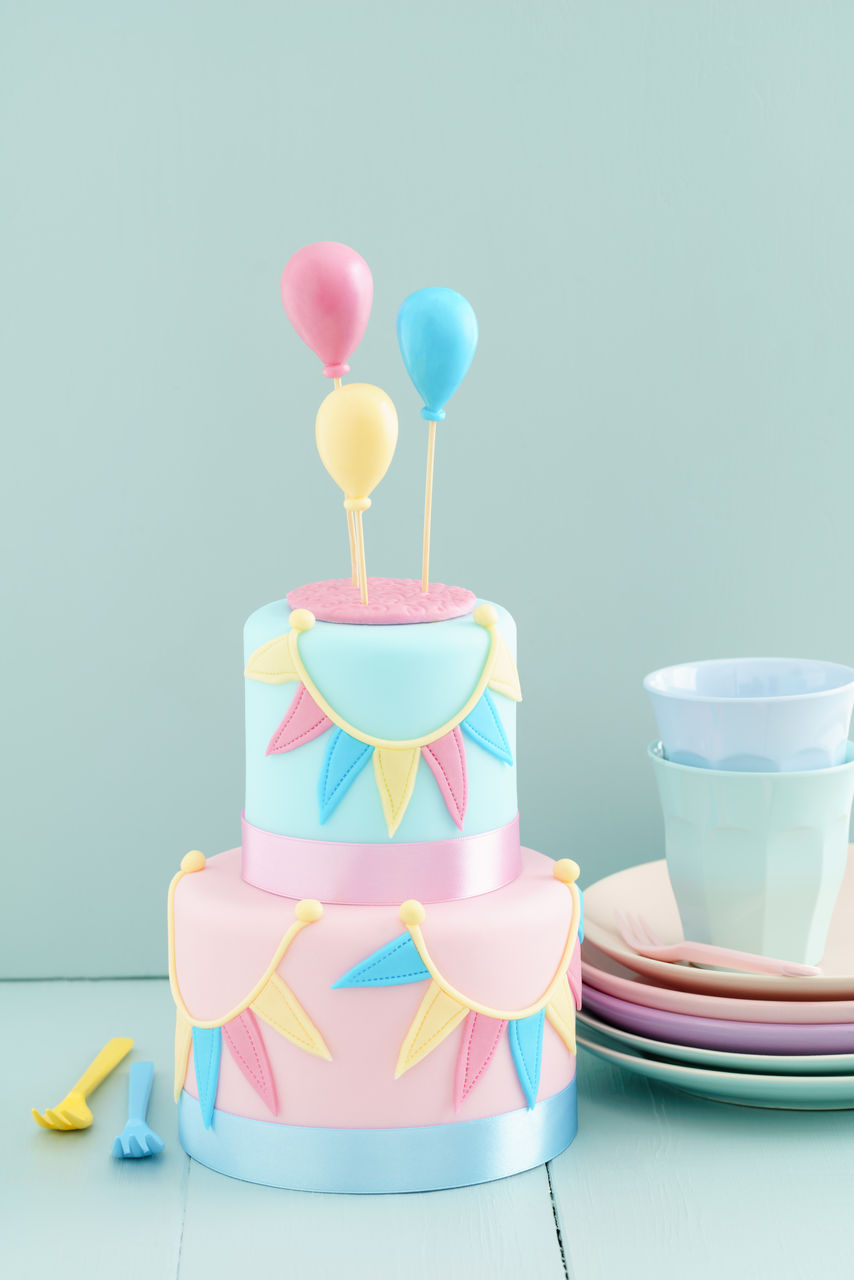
left=111, top=1061, right=164, bottom=1158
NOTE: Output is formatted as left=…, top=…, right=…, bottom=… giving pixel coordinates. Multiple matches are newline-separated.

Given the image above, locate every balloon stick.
left=421, top=421, right=437, bottom=592
left=332, top=375, right=359, bottom=586
left=354, top=508, right=369, bottom=605
left=347, top=509, right=359, bottom=588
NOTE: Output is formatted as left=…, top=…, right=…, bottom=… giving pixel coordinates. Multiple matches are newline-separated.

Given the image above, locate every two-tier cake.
left=167, top=245, right=582, bottom=1193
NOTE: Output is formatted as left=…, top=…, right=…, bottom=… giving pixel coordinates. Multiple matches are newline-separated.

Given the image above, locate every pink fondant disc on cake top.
left=286, top=577, right=476, bottom=625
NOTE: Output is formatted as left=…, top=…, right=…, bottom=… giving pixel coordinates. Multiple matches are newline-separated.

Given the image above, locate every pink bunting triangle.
left=421, top=727, right=468, bottom=830
left=454, top=1011, right=506, bottom=1113
left=266, top=684, right=332, bottom=756
left=222, top=1008, right=278, bottom=1115
left=568, top=938, right=582, bottom=1011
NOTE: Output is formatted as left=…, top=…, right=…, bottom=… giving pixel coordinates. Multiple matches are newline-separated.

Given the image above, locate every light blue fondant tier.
left=244, top=599, right=518, bottom=843
left=178, top=1080, right=577, bottom=1193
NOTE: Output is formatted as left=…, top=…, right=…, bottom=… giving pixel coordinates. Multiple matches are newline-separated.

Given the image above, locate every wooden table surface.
left=4, top=979, right=852, bottom=1279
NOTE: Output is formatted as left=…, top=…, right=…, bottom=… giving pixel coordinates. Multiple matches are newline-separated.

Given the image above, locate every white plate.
left=578, top=1010, right=854, bottom=1075
left=578, top=1031, right=854, bottom=1109
left=583, top=850, right=854, bottom=999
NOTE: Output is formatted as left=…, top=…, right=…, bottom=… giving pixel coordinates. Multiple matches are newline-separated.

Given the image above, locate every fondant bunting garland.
left=174, top=1008, right=193, bottom=1102
left=333, top=866, right=582, bottom=1112
left=488, top=631, right=523, bottom=701
left=545, top=976, right=578, bottom=1056
left=251, top=973, right=332, bottom=1060
left=192, top=1026, right=222, bottom=1130
left=509, top=1011, right=545, bottom=1110
left=332, top=932, right=430, bottom=988
left=568, top=934, right=582, bottom=1011
left=454, top=1012, right=506, bottom=1112
left=266, top=684, right=332, bottom=756
left=318, top=729, right=374, bottom=822
left=460, top=689, right=513, bottom=765
left=246, top=607, right=521, bottom=836
left=222, top=1009, right=278, bottom=1115
left=168, top=857, right=330, bottom=1129
left=373, top=746, right=420, bottom=837
left=395, top=981, right=468, bottom=1078
left=244, top=632, right=300, bottom=684
left=421, top=727, right=468, bottom=830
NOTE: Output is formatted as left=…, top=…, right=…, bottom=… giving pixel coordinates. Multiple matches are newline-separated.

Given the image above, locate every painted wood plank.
left=549, top=1050, right=854, bottom=1280
left=2, top=979, right=187, bottom=1280
left=178, top=1158, right=567, bottom=1280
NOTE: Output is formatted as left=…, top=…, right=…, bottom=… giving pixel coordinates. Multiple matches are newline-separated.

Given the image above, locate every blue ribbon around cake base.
left=178, top=1079, right=577, bottom=1194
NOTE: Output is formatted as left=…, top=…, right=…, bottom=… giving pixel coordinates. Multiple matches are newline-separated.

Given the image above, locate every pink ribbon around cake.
left=241, top=812, right=522, bottom=905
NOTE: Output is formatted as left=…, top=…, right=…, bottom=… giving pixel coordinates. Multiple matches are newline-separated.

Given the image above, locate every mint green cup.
left=649, top=742, right=854, bottom=964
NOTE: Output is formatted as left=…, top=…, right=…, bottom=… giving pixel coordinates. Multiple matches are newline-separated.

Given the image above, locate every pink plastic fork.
left=614, top=911, right=822, bottom=978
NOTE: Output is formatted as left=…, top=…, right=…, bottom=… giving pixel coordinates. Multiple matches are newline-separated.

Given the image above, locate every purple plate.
left=582, top=986, right=854, bottom=1056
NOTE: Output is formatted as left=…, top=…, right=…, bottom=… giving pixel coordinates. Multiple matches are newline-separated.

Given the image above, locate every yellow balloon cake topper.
left=315, top=383, right=399, bottom=605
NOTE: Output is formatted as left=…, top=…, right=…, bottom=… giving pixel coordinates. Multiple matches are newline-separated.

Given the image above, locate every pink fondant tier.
left=173, top=846, right=578, bottom=1129
left=286, top=577, right=476, bottom=624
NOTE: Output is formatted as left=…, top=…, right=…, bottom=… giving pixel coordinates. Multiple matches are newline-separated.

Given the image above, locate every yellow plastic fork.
left=32, top=1037, right=133, bottom=1130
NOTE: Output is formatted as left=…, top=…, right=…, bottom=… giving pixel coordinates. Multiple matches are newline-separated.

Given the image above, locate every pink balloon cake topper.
left=280, top=241, right=374, bottom=378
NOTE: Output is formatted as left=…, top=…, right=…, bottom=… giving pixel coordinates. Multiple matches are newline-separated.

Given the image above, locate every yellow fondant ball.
left=289, top=608, right=316, bottom=632
left=473, top=603, right=498, bottom=628
left=295, top=898, right=323, bottom=923
left=181, top=850, right=206, bottom=873
left=399, top=899, right=426, bottom=926
left=553, top=858, right=581, bottom=885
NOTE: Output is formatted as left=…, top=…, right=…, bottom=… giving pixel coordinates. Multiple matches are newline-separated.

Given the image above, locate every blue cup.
left=649, top=742, right=854, bottom=964
left=644, top=657, right=854, bottom=771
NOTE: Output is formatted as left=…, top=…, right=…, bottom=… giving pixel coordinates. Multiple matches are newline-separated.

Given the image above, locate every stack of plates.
left=578, top=854, right=854, bottom=1109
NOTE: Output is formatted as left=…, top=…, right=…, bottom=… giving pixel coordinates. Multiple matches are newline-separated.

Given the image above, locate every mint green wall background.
left=3, top=1, right=854, bottom=977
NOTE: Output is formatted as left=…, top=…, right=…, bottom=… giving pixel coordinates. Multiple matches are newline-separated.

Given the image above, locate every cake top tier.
left=242, top=596, right=522, bottom=890
left=286, top=578, right=476, bottom=625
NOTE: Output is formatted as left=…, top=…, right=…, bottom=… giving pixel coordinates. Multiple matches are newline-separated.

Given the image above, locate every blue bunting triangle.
left=318, top=728, right=374, bottom=823
left=192, top=1025, right=222, bottom=1130
left=332, top=933, right=431, bottom=989
left=509, top=1010, right=545, bottom=1110
left=460, top=690, right=513, bottom=764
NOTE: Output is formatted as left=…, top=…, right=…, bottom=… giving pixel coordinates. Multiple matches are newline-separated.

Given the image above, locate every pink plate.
left=582, top=943, right=854, bottom=1024
left=582, top=849, right=854, bottom=1000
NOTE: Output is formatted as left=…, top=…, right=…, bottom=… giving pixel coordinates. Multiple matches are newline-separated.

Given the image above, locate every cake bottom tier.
left=179, top=1080, right=577, bottom=1193
left=170, top=843, right=581, bottom=1192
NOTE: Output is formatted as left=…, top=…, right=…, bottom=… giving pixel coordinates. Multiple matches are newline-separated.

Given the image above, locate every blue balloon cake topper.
left=397, top=286, right=479, bottom=591
left=397, top=287, right=479, bottom=422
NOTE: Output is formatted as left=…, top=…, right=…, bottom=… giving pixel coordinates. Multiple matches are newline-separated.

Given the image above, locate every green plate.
left=578, top=1029, right=854, bottom=1109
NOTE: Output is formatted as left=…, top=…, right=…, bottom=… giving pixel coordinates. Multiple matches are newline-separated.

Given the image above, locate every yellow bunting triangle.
left=173, top=1008, right=193, bottom=1101
left=395, top=980, right=469, bottom=1078
left=488, top=632, right=522, bottom=702
left=545, top=977, right=577, bottom=1055
left=244, top=633, right=299, bottom=685
left=251, top=972, right=332, bottom=1060
left=373, top=746, right=420, bottom=836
